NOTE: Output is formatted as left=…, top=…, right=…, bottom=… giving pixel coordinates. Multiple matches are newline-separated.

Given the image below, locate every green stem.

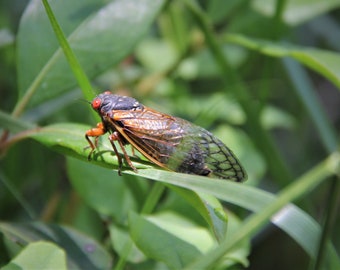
left=41, top=0, right=97, bottom=118
left=141, top=182, right=166, bottom=214
left=272, top=0, right=287, bottom=39
left=311, top=177, right=340, bottom=270
left=11, top=52, right=59, bottom=117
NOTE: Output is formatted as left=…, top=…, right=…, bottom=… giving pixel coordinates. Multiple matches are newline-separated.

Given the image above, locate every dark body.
left=86, top=91, right=247, bottom=182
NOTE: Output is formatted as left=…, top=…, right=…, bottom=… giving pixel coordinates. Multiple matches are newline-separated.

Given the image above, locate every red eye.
left=92, top=98, right=101, bottom=109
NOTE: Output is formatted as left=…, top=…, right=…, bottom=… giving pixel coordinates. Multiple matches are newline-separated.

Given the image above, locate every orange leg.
left=109, top=132, right=138, bottom=174
left=85, top=122, right=106, bottom=160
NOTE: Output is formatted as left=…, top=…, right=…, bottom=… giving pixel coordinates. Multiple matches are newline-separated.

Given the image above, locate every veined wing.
left=110, top=108, right=246, bottom=181
left=109, top=108, right=184, bottom=167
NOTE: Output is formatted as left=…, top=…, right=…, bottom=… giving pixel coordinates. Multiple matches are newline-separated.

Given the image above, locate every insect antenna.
left=77, top=98, right=92, bottom=105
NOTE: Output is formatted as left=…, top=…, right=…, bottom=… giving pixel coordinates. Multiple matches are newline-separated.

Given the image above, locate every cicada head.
left=91, top=91, right=143, bottom=114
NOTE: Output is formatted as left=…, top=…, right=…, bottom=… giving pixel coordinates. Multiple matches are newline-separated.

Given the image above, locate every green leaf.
left=0, top=222, right=112, bottom=270
left=27, top=123, right=240, bottom=244
left=129, top=211, right=249, bottom=269
left=67, top=157, right=229, bottom=244
left=216, top=211, right=250, bottom=268
left=226, top=33, right=340, bottom=89
left=124, top=156, right=339, bottom=267
left=67, top=156, right=229, bottom=244
left=0, top=28, right=14, bottom=48
left=109, top=224, right=146, bottom=264
left=177, top=45, right=248, bottom=79
left=207, top=0, right=241, bottom=24
left=23, top=121, right=339, bottom=266
left=251, top=0, right=340, bottom=26
left=2, top=241, right=67, bottom=270
left=136, top=39, right=179, bottom=73
left=17, top=0, right=165, bottom=108
left=67, top=157, right=147, bottom=219
left=41, top=0, right=94, bottom=104
left=182, top=153, right=340, bottom=269
left=167, top=186, right=228, bottom=243
left=261, top=105, right=296, bottom=130
left=27, top=123, right=152, bottom=171
left=129, top=211, right=204, bottom=269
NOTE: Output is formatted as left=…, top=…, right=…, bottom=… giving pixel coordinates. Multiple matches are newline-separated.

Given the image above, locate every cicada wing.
left=109, top=109, right=184, bottom=169
left=111, top=110, right=246, bottom=181
left=196, top=130, right=247, bottom=181
left=164, top=125, right=247, bottom=182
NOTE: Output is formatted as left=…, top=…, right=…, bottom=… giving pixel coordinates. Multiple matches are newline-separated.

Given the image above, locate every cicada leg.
left=85, top=122, right=106, bottom=160
left=131, top=145, right=137, bottom=157
left=109, top=132, right=138, bottom=175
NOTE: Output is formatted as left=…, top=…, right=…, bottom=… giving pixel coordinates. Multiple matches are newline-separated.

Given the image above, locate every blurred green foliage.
left=0, top=0, right=340, bottom=269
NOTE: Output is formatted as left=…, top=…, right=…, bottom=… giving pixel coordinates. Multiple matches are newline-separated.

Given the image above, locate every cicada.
left=85, top=91, right=247, bottom=182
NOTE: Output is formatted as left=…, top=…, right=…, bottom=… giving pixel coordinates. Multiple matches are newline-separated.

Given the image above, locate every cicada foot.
left=84, top=135, right=98, bottom=161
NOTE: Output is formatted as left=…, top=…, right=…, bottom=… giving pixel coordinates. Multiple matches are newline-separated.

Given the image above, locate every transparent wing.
left=110, top=108, right=247, bottom=182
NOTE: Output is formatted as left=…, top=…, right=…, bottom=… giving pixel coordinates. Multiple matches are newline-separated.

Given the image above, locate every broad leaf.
left=67, top=157, right=147, bottom=219
left=2, top=241, right=67, bottom=270
left=17, top=0, right=165, bottom=107
left=9, top=121, right=339, bottom=266
left=0, top=222, right=112, bottom=270
left=252, top=0, right=340, bottom=25
left=129, top=211, right=249, bottom=269
left=226, top=34, right=340, bottom=89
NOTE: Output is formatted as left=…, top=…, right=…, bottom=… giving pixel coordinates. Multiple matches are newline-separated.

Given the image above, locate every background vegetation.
left=0, top=0, right=340, bottom=269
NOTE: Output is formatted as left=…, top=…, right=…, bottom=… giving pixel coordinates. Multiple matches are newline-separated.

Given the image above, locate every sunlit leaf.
left=226, top=33, right=340, bottom=89
left=252, top=0, right=340, bottom=25
left=2, top=241, right=67, bottom=270
left=17, top=0, right=165, bottom=107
